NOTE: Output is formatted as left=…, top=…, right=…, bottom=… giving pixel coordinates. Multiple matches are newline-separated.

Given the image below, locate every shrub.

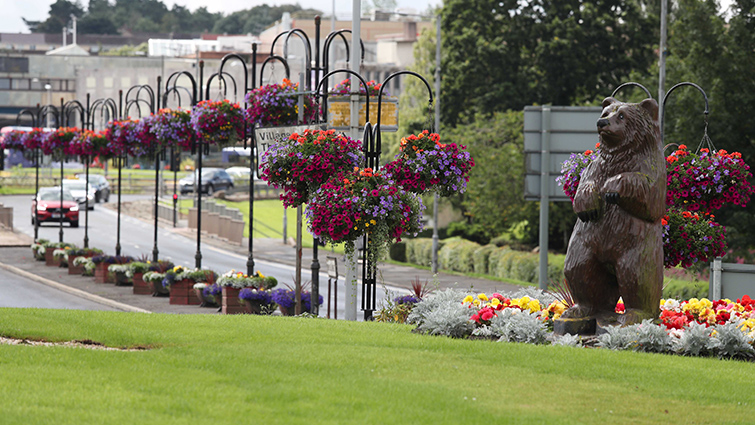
left=663, top=279, right=708, bottom=300
left=511, top=253, right=538, bottom=283
left=438, top=237, right=479, bottom=272
left=472, top=244, right=497, bottom=275
left=389, top=242, right=406, bottom=263
left=487, top=246, right=510, bottom=277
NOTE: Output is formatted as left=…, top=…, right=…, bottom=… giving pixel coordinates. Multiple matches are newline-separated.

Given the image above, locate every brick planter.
left=94, top=262, right=114, bottom=283
left=132, top=272, right=151, bottom=295
left=45, top=247, right=61, bottom=267
left=147, top=279, right=170, bottom=297
left=68, top=254, right=94, bottom=275
left=221, top=287, right=245, bottom=314
left=169, top=279, right=202, bottom=305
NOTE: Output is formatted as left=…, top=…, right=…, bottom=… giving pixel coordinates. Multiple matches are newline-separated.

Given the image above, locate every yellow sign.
left=327, top=97, right=399, bottom=132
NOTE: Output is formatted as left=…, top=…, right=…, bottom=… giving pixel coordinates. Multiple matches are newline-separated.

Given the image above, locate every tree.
left=24, top=0, right=84, bottom=33
left=439, top=0, right=656, bottom=127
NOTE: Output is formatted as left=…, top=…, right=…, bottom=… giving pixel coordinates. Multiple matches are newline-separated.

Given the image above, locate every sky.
left=3, top=0, right=441, bottom=34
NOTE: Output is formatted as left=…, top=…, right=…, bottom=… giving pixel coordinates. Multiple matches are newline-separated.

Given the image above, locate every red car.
left=32, top=187, right=79, bottom=227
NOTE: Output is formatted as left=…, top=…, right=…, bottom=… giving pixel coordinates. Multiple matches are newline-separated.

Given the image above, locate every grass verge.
left=1, top=308, right=754, bottom=424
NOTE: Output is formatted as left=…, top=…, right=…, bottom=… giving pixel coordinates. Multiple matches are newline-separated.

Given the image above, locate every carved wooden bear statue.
left=563, top=97, right=666, bottom=326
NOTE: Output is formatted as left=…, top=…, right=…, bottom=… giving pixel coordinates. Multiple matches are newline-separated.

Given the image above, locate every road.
left=1, top=193, right=403, bottom=318
left=0, top=267, right=118, bottom=311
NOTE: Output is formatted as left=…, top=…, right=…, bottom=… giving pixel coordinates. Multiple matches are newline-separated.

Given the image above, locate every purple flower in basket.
left=393, top=294, right=420, bottom=305
left=239, top=287, right=273, bottom=304
left=203, top=283, right=222, bottom=298
left=271, top=288, right=323, bottom=310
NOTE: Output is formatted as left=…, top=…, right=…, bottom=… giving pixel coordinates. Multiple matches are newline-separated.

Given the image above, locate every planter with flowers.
left=239, top=287, right=277, bottom=315
left=245, top=79, right=317, bottom=128
left=142, top=271, right=169, bottom=297
left=65, top=248, right=103, bottom=274
left=194, top=283, right=222, bottom=308
left=150, top=108, right=194, bottom=152
left=31, top=239, right=50, bottom=261
left=132, top=260, right=173, bottom=295
left=306, top=167, right=424, bottom=271
left=45, top=242, right=73, bottom=267
left=382, top=130, right=475, bottom=196
left=271, top=286, right=323, bottom=316
left=326, top=79, right=397, bottom=130
left=73, top=256, right=96, bottom=277
left=260, top=129, right=364, bottom=207
left=191, top=100, right=245, bottom=147
left=41, top=127, right=79, bottom=160
left=52, top=247, right=75, bottom=268
left=109, top=263, right=133, bottom=286
left=170, top=268, right=217, bottom=305
left=105, top=120, right=136, bottom=158
left=92, top=255, right=133, bottom=284
left=217, top=270, right=276, bottom=314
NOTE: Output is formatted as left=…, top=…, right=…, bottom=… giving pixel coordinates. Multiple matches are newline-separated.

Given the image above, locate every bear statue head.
left=596, top=97, right=659, bottom=153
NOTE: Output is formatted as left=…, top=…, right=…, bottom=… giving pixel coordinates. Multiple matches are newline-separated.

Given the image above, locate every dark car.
left=32, top=187, right=79, bottom=227
left=76, top=174, right=110, bottom=203
left=179, top=168, right=234, bottom=195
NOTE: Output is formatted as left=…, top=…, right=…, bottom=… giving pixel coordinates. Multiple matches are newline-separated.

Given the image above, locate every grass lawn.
left=1, top=308, right=754, bottom=424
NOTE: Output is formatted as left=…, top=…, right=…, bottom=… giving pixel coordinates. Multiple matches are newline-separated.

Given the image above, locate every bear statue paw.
left=577, top=210, right=600, bottom=222
left=604, top=192, right=620, bottom=204
left=560, top=305, right=594, bottom=319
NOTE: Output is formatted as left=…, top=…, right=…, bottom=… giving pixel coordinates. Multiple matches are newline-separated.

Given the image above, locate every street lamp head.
left=44, top=83, right=52, bottom=90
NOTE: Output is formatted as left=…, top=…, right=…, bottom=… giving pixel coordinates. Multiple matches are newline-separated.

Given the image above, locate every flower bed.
left=407, top=288, right=755, bottom=360
left=217, top=270, right=277, bottom=314
left=260, top=129, right=363, bottom=207
left=271, top=288, right=323, bottom=316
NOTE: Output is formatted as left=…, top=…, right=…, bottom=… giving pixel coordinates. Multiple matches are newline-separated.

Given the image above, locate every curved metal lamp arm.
left=661, top=82, right=710, bottom=143
left=611, top=82, right=653, bottom=100
left=259, top=56, right=291, bottom=83
left=376, top=71, right=433, bottom=128
left=315, top=69, right=371, bottom=125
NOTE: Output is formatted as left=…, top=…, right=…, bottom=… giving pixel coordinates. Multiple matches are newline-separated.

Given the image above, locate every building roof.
left=45, top=43, right=90, bottom=56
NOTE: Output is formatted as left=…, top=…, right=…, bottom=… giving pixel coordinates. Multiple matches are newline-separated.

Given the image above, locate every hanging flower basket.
left=41, top=127, right=80, bottom=159
left=245, top=79, right=317, bottom=128
left=22, top=128, right=46, bottom=160
left=191, top=99, right=245, bottom=146
left=260, top=129, right=364, bottom=207
left=66, top=130, right=96, bottom=159
left=1, top=130, right=26, bottom=152
left=662, top=208, right=726, bottom=268
left=666, top=145, right=754, bottom=212
left=382, top=130, right=475, bottom=196
left=306, top=167, right=424, bottom=261
left=106, top=120, right=137, bottom=157
left=127, top=116, right=159, bottom=158
left=556, top=143, right=601, bottom=202
left=150, top=108, right=194, bottom=151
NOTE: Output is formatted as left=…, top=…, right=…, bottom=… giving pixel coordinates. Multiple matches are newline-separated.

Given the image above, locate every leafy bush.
left=663, top=279, right=708, bottom=300
left=446, top=221, right=490, bottom=245
left=389, top=242, right=406, bottom=263
left=405, top=238, right=435, bottom=266
left=472, top=244, right=497, bottom=275
left=438, top=238, right=480, bottom=273
left=487, top=246, right=510, bottom=277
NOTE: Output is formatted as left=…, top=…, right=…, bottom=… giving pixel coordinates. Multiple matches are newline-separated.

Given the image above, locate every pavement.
left=0, top=206, right=521, bottom=315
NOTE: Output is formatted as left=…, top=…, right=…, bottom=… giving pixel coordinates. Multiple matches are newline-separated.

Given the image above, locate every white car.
left=61, top=179, right=96, bottom=210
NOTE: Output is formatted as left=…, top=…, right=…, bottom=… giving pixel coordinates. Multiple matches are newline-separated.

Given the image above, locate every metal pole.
left=247, top=42, right=258, bottom=276
left=659, top=0, right=667, bottom=132
left=34, top=147, right=39, bottom=241
left=344, top=0, right=362, bottom=321
left=538, top=107, right=551, bottom=290
left=153, top=77, right=161, bottom=262
left=83, top=94, right=90, bottom=248
left=295, top=205, right=303, bottom=315
left=431, top=15, right=441, bottom=275
left=116, top=155, right=122, bottom=256
left=58, top=140, right=64, bottom=243
left=173, top=148, right=177, bottom=227
left=195, top=61, right=204, bottom=268
left=311, top=23, right=321, bottom=315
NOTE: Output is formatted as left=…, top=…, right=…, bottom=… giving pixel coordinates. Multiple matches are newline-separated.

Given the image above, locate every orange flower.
left=584, top=150, right=593, bottom=156
left=678, top=144, right=687, bottom=150
left=682, top=211, right=692, bottom=219
left=717, top=149, right=728, bottom=156
left=661, top=217, right=668, bottom=226
left=700, top=148, right=709, bottom=154
left=667, top=156, right=678, bottom=164
left=595, top=142, right=601, bottom=150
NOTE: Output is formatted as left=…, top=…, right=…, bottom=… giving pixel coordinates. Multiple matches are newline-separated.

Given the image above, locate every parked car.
left=61, top=179, right=96, bottom=210
left=75, top=174, right=110, bottom=203
left=179, top=168, right=234, bottom=195
left=32, top=187, right=79, bottom=227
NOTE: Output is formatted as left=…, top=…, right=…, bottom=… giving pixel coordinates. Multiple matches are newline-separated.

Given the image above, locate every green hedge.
left=394, top=237, right=566, bottom=286
left=663, top=279, right=709, bottom=300
left=472, top=244, right=497, bottom=275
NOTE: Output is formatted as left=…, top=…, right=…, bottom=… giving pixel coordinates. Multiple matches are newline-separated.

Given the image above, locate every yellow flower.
left=490, top=298, right=501, bottom=307
left=462, top=295, right=474, bottom=304
left=478, top=293, right=489, bottom=302
left=473, top=299, right=480, bottom=307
